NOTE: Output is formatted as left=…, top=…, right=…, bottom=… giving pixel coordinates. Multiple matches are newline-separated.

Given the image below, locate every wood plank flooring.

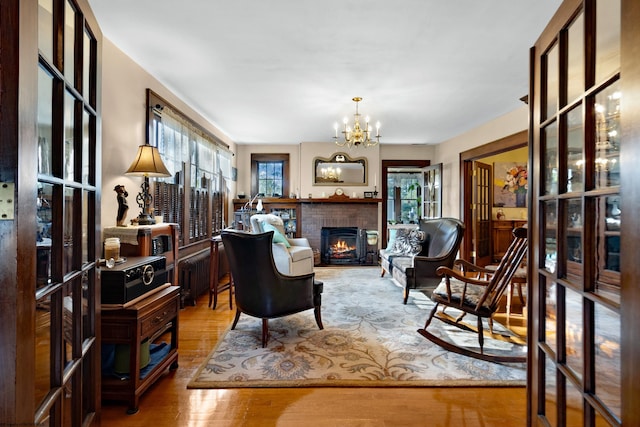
left=99, top=276, right=528, bottom=426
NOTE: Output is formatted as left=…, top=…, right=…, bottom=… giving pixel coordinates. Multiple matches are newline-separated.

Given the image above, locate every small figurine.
left=497, top=208, right=505, bottom=220
left=114, top=185, right=129, bottom=226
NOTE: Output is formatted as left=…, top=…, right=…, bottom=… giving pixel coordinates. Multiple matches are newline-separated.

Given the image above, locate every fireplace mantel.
left=300, top=198, right=382, bottom=204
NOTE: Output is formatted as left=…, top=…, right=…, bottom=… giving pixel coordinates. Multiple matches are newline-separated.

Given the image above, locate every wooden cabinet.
left=233, top=198, right=301, bottom=237
left=492, top=220, right=526, bottom=262
left=101, top=286, right=180, bottom=414
left=104, top=223, right=179, bottom=285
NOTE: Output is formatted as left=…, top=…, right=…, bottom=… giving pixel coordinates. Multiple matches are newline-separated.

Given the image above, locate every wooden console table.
left=101, top=286, right=180, bottom=414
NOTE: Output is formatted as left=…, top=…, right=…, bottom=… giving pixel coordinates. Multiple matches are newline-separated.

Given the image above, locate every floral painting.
left=494, top=162, right=528, bottom=207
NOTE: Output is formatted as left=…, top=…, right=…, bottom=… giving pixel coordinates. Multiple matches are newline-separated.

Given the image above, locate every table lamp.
left=125, top=143, right=171, bottom=225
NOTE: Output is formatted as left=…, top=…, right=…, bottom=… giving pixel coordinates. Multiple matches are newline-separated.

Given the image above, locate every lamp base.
left=136, top=212, right=156, bottom=225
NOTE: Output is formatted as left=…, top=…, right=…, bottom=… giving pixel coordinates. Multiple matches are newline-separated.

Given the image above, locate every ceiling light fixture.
left=333, top=97, right=380, bottom=148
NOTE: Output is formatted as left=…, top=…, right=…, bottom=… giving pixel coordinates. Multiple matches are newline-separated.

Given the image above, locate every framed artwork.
left=493, top=162, right=528, bottom=207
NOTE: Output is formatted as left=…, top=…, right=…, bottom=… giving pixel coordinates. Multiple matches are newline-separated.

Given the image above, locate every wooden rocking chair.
left=417, top=227, right=528, bottom=363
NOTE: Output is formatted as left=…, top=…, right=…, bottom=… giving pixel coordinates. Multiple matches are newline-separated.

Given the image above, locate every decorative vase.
left=515, top=191, right=526, bottom=207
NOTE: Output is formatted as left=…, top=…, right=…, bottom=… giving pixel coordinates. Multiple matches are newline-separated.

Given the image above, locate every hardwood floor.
left=99, top=276, right=528, bottom=426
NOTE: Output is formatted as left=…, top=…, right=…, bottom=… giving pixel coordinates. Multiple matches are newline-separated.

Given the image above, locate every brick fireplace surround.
left=301, top=200, right=380, bottom=252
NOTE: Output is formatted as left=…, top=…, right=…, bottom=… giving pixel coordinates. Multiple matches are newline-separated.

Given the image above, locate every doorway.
left=381, top=160, right=429, bottom=246
left=459, top=130, right=528, bottom=264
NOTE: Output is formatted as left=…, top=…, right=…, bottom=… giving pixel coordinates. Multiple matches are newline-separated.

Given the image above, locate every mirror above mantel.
left=313, top=152, right=367, bottom=186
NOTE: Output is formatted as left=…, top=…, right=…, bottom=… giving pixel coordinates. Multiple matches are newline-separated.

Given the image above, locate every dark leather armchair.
left=221, top=230, right=323, bottom=347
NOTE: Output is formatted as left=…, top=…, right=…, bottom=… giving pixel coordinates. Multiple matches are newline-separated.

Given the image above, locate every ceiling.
left=87, top=0, right=562, bottom=145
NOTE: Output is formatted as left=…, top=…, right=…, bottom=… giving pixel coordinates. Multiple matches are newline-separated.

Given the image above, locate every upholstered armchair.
left=221, top=230, right=323, bottom=347
left=250, top=214, right=314, bottom=275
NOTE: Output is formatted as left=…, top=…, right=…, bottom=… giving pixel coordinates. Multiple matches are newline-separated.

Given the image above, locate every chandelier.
left=333, top=97, right=380, bottom=148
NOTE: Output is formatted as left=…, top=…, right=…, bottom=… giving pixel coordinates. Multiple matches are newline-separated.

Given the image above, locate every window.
left=251, top=153, right=289, bottom=197
left=258, top=161, right=283, bottom=196
left=147, top=90, right=233, bottom=244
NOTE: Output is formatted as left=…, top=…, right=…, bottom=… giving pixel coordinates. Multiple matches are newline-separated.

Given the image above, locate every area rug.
left=188, top=267, right=526, bottom=388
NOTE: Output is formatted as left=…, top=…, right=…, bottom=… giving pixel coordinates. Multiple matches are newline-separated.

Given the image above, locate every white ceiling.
left=87, top=0, right=562, bottom=145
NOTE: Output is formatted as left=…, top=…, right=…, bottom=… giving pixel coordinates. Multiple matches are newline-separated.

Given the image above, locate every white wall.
left=380, top=144, right=436, bottom=161
left=434, top=105, right=529, bottom=218
left=100, top=39, right=236, bottom=229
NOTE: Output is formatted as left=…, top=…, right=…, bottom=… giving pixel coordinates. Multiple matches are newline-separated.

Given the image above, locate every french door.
left=528, top=0, right=639, bottom=425
left=0, top=0, right=103, bottom=425
left=472, top=161, right=492, bottom=266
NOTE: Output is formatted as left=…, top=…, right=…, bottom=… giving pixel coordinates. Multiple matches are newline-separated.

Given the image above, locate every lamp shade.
left=125, top=144, right=171, bottom=177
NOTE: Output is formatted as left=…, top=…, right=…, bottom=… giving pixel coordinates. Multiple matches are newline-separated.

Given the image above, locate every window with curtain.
left=147, top=90, right=232, bottom=245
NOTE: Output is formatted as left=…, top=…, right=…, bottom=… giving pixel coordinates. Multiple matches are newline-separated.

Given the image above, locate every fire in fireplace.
left=321, top=227, right=374, bottom=265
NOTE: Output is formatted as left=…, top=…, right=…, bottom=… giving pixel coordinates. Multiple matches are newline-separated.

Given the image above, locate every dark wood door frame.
left=381, top=160, right=430, bottom=245
left=459, top=130, right=528, bottom=261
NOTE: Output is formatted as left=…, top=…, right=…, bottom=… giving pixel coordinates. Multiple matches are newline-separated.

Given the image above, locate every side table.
left=209, top=235, right=233, bottom=309
left=101, top=285, right=180, bottom=414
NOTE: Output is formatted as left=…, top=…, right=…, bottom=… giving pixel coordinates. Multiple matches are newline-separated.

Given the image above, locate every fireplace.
left=321, top=227, right=375, bottom=265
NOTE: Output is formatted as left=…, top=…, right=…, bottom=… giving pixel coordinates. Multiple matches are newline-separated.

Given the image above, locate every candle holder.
left=373, top=186, right=378, bottom=197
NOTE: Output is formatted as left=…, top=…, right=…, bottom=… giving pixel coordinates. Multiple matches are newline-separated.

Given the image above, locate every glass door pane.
left=543, top=122, right=559, bottom=195
left=545, top=43, right=559, bottom=121
left=37, top=67, right=53, bottom=176
left=545, top=279, right=558, bottom=355
left=64, top=91, right=76, bottom=181
left=64, top=1, right=76, bottom=83
left=594, top=83, right=621, bottom=189
left=543, top=354, right=558, bottom=425
left=594, top=302, right=621, bottom=420
left=565, top=198, right=583, bottom=283
left=567, top=13, right=584, bottom=103
left=566, top=106, right=584, bottom=193
left=38, top=0, right=53, bottom=61
left=565, top=287, right=584, bottom=380
left=63, top=188, right=75, bottom=275
left=37, top=183, right=54, bottom=289
left=595, top=0, right=621, bottom=83
left=543, top=200, right=557, bottom=273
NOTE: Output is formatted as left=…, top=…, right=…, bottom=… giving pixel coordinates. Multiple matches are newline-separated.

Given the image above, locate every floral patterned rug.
left=187, top=267, right=526, bottom=388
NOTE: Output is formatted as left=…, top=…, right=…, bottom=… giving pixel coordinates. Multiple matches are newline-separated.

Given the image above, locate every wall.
left=100, top=39, right=236, bottom=230
left=380, top=144, right=435, bottom=161
left=100, top=35, right=528, bottom=229
left=434, top=105, right=529, bottom=218
left=236, top=142, right=383, bottom=199
left=235, top=144, right=300, bottom=197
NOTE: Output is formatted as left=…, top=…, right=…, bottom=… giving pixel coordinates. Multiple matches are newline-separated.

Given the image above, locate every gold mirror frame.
left=313, top=152, right=367, bottom=186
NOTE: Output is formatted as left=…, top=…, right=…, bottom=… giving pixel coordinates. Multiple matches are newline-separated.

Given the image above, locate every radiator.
left=179, top=246, right=230, bottom=306
left=179, top=249, right=211, bottom=306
